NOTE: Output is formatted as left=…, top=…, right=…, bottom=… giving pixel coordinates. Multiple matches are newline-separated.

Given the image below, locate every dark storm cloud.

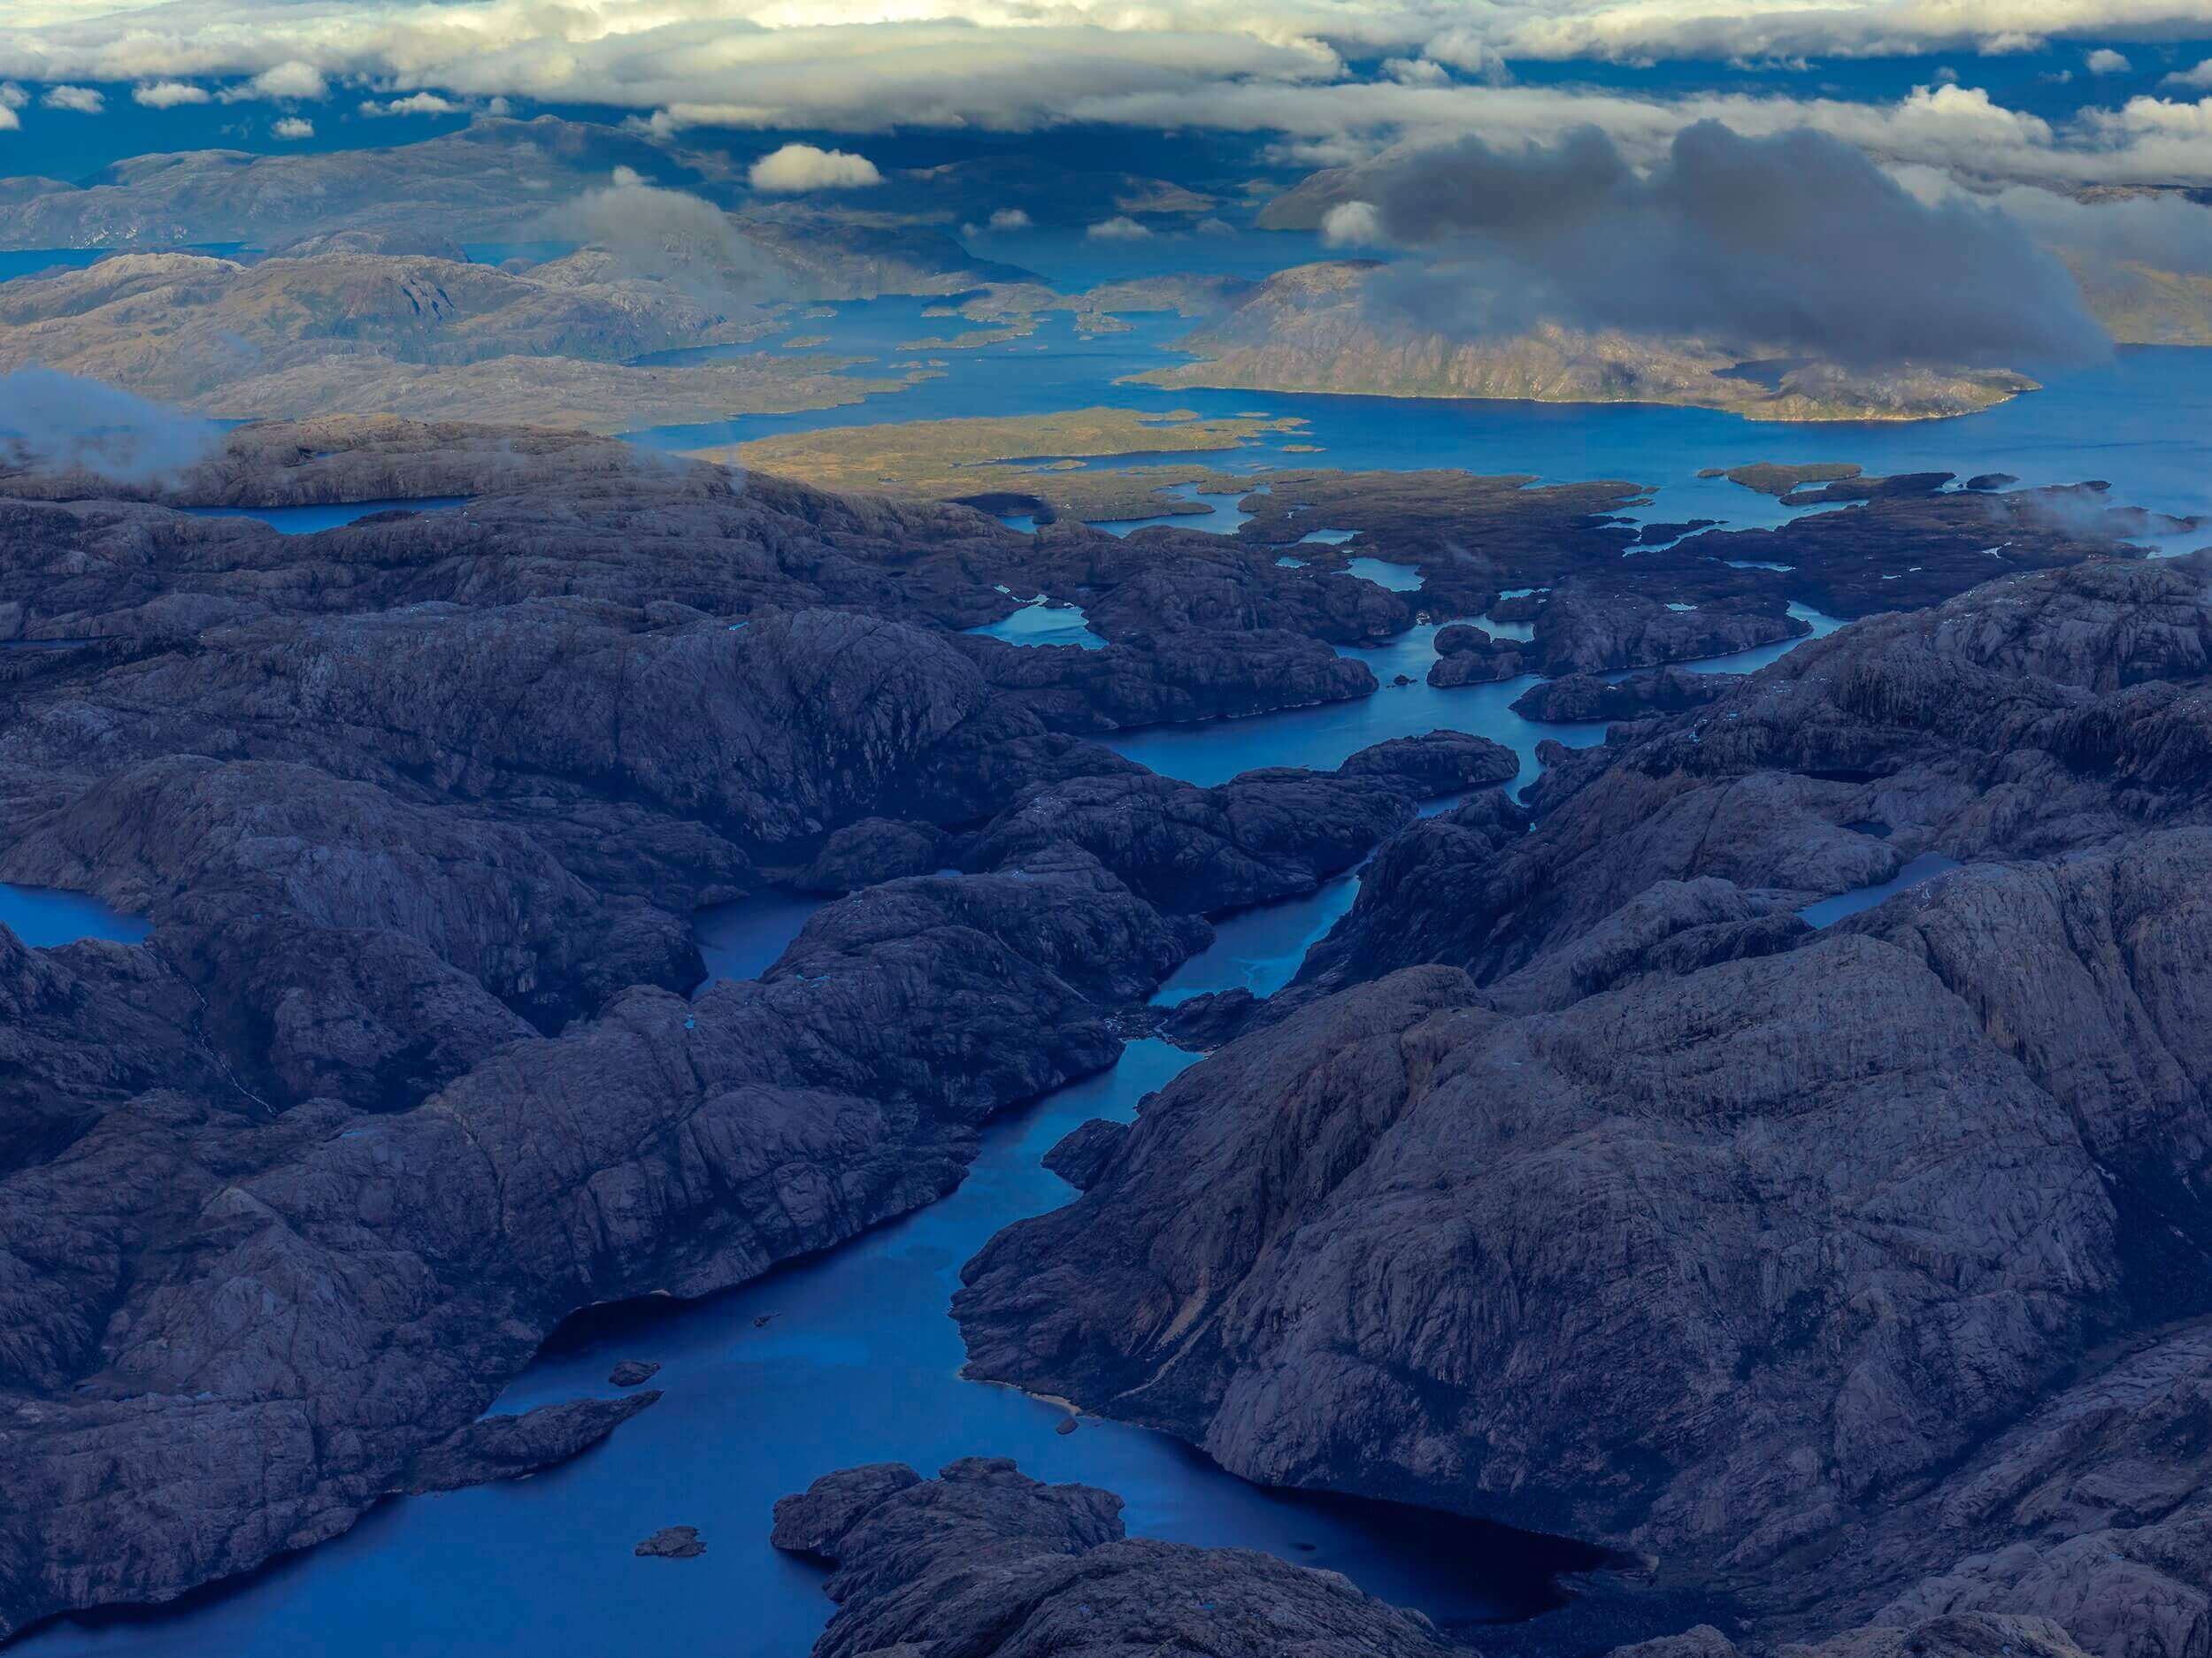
left=1341, top=122, right=2110, bottom=367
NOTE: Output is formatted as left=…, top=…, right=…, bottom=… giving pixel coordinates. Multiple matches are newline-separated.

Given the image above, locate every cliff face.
left=1134, top=261, right=2036, bottom=421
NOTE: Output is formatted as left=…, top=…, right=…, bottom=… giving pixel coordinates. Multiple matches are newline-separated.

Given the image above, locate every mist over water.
left=0, top=366, right=222, bottom=483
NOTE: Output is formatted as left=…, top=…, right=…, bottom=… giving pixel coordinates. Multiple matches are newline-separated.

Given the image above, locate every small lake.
left=1105, top=620, right=1605, bottom=787
left=0, top=244, right=250, bottom=283
left=693, top=890, right=831, bottom=986
left=1797, top=852, right=1964, bottom=927
left=180, top=498, right=469, bottom=534
left=0, top=883, right=150, bottom=948
left=964, top=595, right=1108, bottom=648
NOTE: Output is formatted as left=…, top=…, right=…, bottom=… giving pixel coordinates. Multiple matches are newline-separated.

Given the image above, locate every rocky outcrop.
left=1528, top=586, right=1805, bottom=676
left=956, top=556, right=2212, bottom=1658
left=401, top=1393, right=662, bottom=1494
left=1041, top=1118, right=1129, bottom=1191
left=772, top=1458, right=1451, bottom=1658
left=1510, top=666, right=1732, bottom=723
left=958, top=947, right=2119, bottom=1543
left=1333, top=730, right=1520, bottom=794
left=634, top=1526, right=707, bottom=1560
left=795, top=818, right=948, bottom=894
left=962, top=769, right=1414, bottom=915
left=1610, top=1616, right=2099, bottom=1658
left=1427, top=624, right=1534, bottom=685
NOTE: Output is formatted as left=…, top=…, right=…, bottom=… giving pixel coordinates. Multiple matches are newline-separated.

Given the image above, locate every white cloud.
left=1424, top=25, right=1504, bottom=75
left=272, top=115, right=314, bottom=139
left=0, top=84, right=17, bottom=132
left=42, top=84, right=104, bottom=113
left=746, top=142, right=881, bottom=191
left=360, top=91, right=462, bottom=117
left=251, top=60, right=327, bottom=100
left=2085, top=47, right=2131, bottom=73
left=2165, top=58, right=2212, bottom=88
left=0, top=1, right=2207, bottom=191
left=133, top=81, right=211, bottom=108
left=1086, top=214, right=1152, bottom=240
left=1320, top=199, right=1385, bottom=244
left=987, top=207, right=1034, bottom=230
left=1383, top=56, right=1450, bottom=86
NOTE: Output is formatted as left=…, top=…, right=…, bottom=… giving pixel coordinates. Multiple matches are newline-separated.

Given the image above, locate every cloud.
left=0, top=0, right=2208, bottom=190
left=2168, top=59, right=2212, bottom=88
left=0, top=85, right=16, bottom=132
left=987, top=207, right=1033, bottom=230
left=1320, top=199, right=1385, bottom=244
left=1329, top=121, right=2108, bottom=369
left=0, top=368, right=222, bottom=485
left=359, top=91, right=461, bottom=117
left=1986, top=180, right=2212, bottom=276
left=272, top=116, right=314, bottom=139
left=247, top=60, right=328, bottom=101
left=133, top=81, right=211, bottom=108
left=42, top=84, right=104, bottom=113
left=1424, top=26, right=1508, bottom=77
left=746, top=143, right=881, bottom=192
left=1086, top=215, right=1152, bottom=240
left=2085, top=48, right=2131, bottom=73
left=542, top=174, right=783, bottom=311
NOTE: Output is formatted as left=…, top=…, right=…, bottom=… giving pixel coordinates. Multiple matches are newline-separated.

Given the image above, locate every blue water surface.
left=1797, top=853, right=1965, bottom=927
left=693, top=890, right=831, bottom=985
left=964, top=595, right=1108, bottom=648
left=629, top=295, right=2212, bottom=545
left=0, top=884, right=150, bottom=948
left=180, top=498, right=469, bottom=534
left=0, top=244, right=250, bottom=282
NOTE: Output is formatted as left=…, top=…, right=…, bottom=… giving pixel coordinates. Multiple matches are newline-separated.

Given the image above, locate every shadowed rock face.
left=955, top=555, right=2212, bottom=1658
left=958, top=946, right=2118, bottom=1539
left=770, top=1458, right=1453, bottom=1658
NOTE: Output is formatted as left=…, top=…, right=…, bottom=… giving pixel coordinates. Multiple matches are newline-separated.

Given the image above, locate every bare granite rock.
left=771, top=1458, right=1450, bottom=1658
left=634, top=1526, right=706, bottom=1560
